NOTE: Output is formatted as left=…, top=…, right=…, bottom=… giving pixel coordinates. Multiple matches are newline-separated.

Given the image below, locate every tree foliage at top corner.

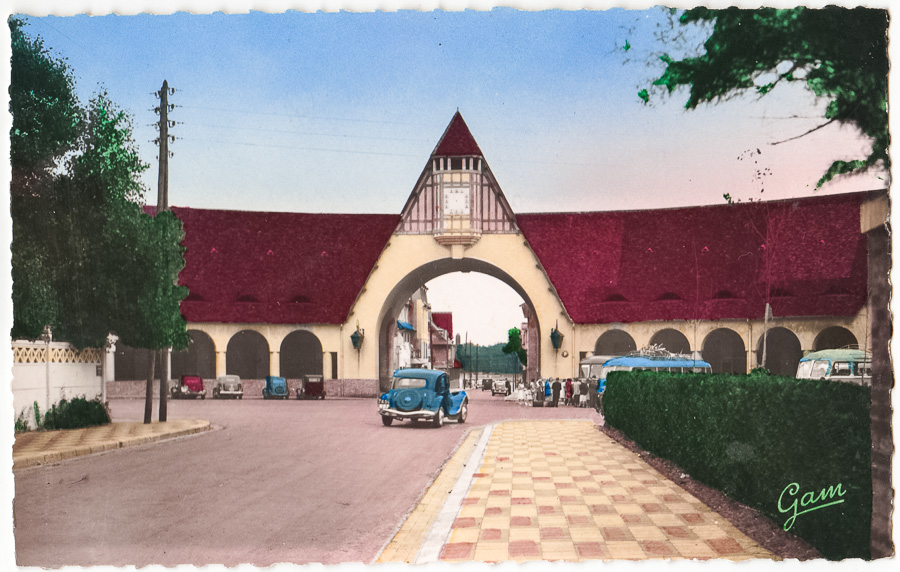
left=651, top=7, right=889, bottom=187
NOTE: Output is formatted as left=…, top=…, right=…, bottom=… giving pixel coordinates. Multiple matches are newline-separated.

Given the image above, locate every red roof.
left=169, top=207, right=399, bottom=324
left=517, top=192, right=873, bottom=324
left=432, top=111, right=483, bottom=157
left=432, top=312, right=453, bottom=339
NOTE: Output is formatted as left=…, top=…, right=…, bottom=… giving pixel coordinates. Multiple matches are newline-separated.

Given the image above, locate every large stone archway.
left=374, top=258, right=541, bottom=390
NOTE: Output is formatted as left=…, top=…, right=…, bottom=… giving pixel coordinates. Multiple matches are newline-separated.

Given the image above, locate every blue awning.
left=397, top=320, right=415, bottom=332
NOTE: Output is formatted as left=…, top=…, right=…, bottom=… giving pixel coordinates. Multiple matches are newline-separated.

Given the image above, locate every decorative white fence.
left=11, top=339, right=114, bottom=429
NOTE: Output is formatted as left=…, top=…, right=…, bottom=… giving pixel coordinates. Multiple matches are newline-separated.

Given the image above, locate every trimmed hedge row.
left=603, top=371, right=871, bottom=560
left=42, top=396, right=111, bottom=431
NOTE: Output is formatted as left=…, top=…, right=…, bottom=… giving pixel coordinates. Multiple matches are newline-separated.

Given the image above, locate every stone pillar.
left=103, top=334, right=118, bottom=403
left=216, top=351, right=227, bottom=378
left=269, top=351, right=280, bottom=377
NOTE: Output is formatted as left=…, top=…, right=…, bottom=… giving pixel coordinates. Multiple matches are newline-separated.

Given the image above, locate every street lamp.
left=351, top=322, right=365, bottom=351
left=550, top=321, right=564, bottom=351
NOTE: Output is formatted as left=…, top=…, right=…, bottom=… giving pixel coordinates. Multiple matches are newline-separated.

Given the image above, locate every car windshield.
left=392, top=377, right=428, bottom=389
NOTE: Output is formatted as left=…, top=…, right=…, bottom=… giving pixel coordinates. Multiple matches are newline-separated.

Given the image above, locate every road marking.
left=414, top=423, right=495, bottom=564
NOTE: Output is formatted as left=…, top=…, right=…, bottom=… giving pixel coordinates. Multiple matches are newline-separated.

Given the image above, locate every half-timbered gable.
left=397, top=111, right=516, bottom=244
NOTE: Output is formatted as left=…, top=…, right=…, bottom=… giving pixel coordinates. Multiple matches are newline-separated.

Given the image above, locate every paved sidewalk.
left=12, top=419, right=211, bottom=470
left=378, top=420, right=775, bottom=562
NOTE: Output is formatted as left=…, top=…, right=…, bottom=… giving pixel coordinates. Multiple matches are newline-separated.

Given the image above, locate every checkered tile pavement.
left=380, top=420, right=775, bottom=562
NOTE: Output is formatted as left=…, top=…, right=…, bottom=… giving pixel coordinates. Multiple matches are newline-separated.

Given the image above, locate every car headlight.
left=378, top=399, right=389, bottom=410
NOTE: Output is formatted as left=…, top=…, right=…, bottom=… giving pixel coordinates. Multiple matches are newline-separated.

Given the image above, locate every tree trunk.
left=143, top=350, right=155, bottom=424
left=158, top=350, right=168, bottom=422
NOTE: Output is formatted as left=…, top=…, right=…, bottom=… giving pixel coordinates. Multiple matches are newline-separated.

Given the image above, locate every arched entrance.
left=376, top=258, right=540, bottom=391
left=814, top=326, right=858, bottom=351
left=594, top=330, right=636, bottom=356
left=757, top=327, right=802, bottom=376
left=172, top=330, right=216, bottom=379
left=702, top=328, right=746, bottom=373
left=649, top=328, right=690, bottom=354
left=227, top=330, right=269, bottom=379
left=280, top=330, right=324, bottom=378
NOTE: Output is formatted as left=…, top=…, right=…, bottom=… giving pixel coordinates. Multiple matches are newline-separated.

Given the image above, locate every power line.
left=178, top=105, right=424, bottom=127
left=189, top=121, right=432, bottom=144
left=175, top=136, right=421, bottom=158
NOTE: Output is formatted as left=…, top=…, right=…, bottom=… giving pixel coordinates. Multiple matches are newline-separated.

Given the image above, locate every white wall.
left=11, top=340, right=103, bottom=429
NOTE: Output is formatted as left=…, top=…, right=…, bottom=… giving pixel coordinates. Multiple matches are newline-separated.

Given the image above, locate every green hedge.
left=42, top=396, right=111, bottom=431
left=603, top=371, right=871, bottom=560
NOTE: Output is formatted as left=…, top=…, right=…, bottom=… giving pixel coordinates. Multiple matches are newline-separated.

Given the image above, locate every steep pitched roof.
left=432, top=111, right=483, bottom=157
left=169, top=207, right=399, bottom=324
left=432, top=312, right=454, bottom=339
left=517, top=192, right=873, bottom=324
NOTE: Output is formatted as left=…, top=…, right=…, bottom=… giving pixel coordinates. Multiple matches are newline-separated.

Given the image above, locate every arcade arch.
left=172, top=330, right=216, bottom=379
left=756, top=327, right=802, bottom=376
left=594, top=330, right=636, bottom=356
left=376, top=258, right=539, bottom=391
left=227, top=330, right=270, bottom=379
left=280, top=330, right=324, bottom=378
left=649, top=328, right=690, bottom=354
left=702, top=328, right=746, bottom=374
left=814, top=326, right=858, bottom=351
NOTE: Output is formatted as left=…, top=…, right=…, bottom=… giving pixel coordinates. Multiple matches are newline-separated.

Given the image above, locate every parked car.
left=481, top=378, right=492, bottom=391
left=263, top=375, right=290, bottom=399
left=296, top=374, right=326, bottom=400
left=213, top=374, right=243, bottom=399
left=171, top=375, right=206, bottom=399
left=378, top=368, right=467, bottom=427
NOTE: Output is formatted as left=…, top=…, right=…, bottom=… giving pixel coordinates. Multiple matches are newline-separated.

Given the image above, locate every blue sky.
left=4, top=0, right=892, bottom=345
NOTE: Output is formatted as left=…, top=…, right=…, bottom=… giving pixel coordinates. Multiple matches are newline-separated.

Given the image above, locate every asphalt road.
left=14, top=388, right=600, bottom=567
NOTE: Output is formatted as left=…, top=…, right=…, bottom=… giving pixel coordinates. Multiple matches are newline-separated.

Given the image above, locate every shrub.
left=603, top=371, right=871, bottom=560
left=42, top=396, right=111, bottom=431
left=14, top=409, right=30, bottom=433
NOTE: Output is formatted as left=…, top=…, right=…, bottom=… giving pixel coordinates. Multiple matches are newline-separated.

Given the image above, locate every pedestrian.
left=564, top=378, right=573, bottom=406
left=578, top=378, right=589, bottom=407
left=551, top=378, right=561, bottom=407
left=544, top=379, right=551, bottom=404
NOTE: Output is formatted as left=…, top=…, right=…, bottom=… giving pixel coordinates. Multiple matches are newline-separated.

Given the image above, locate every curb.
left=13, top=421, right=211, bottom=470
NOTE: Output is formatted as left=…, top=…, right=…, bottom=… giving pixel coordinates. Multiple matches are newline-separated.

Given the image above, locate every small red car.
left=171, top=375, right=206, bottom=399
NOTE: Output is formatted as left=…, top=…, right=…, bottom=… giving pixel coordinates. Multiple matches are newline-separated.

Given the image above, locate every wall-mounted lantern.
left=550, top=322, right=564, bottom=351
left=351, top=322, right=365, bottom=351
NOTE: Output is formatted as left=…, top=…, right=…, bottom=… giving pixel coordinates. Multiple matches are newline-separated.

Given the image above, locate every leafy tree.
left=10, top=19, right=189, bottom=421
left=9, top=17, right=82, bottom=339
left=647, top=7, right=889, bottom=187
left=502, top=327, right=527, bottom=367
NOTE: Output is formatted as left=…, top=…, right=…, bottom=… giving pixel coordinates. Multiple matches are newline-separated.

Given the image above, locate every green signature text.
left=778, top=482, right=846, bottom=531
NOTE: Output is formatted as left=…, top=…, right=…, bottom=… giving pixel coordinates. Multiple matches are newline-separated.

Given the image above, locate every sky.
left=4, top=0, right=893, bottom=346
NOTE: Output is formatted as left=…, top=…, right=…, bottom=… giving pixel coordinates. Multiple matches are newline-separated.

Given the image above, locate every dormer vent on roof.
left=398, top=111, right=517, bottom=244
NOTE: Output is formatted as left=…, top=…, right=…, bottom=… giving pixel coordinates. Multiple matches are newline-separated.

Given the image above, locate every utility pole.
left=155, top=80, right=173, bottom=422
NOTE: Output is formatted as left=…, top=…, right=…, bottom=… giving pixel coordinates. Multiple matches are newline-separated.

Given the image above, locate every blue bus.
left=582, top=352, right=712, bottom=394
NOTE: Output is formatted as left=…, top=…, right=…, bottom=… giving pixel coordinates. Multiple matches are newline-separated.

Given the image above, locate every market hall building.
left=115, top=112, right=889, bottom=395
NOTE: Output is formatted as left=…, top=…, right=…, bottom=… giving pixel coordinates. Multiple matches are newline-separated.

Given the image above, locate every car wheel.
left=238, top=395, right=243, bottom=400
left=458, top=401, right=468, bottom=424
left=381, top=416, right=393, bottom=427
left=433, top=408, right=444, bottom=428
left=201, top=394, right=206, bottom=400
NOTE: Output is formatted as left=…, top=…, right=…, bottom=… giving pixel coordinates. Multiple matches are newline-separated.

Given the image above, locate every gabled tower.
left=398, top=112, right=517, bottom=247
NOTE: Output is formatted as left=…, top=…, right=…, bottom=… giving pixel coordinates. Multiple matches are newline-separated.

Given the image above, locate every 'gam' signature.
left=778, top=482, right=846, bottom=531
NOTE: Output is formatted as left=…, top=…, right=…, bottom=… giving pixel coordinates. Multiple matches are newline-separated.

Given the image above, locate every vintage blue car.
left=378, top=368, right=468, bottom=427
left=262, top=375, right=290, bottom=399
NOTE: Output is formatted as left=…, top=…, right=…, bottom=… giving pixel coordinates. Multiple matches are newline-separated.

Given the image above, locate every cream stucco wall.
left=339, top=232, right=573, bottom=381
left=185, top=322, right=342, bottom=378
left=570, top=306, right=871, bottom=373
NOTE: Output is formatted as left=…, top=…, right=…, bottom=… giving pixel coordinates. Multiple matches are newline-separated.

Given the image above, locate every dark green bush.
left=604, top=371, right=871, bottom=560
left=42, top=396, right=111, bottom=431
